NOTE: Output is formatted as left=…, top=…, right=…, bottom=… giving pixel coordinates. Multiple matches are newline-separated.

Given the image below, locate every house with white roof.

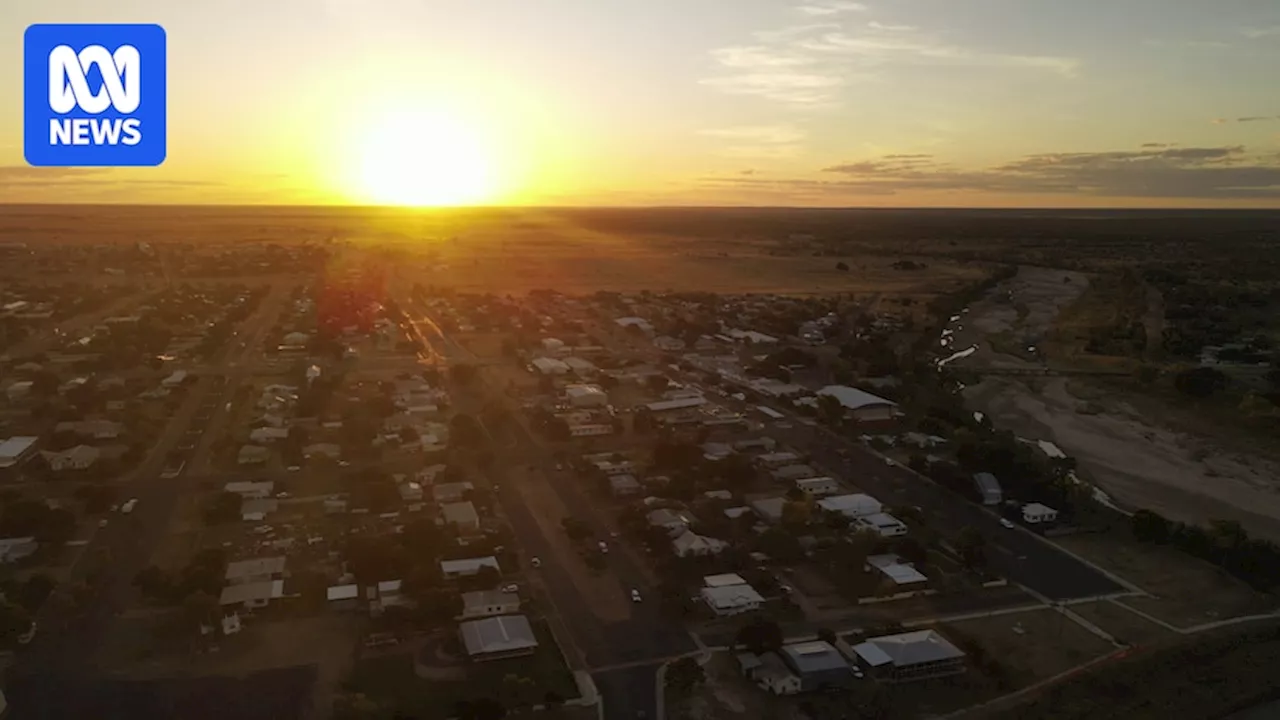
left=817, top=493, right=882, bottom=519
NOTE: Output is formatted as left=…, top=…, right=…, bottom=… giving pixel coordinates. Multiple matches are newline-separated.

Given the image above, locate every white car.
left=598, top=541, right=609, bottom=554
left=531, top=557, right=541, bottom=568
left=999, top=518, right=1015, bottom=529
left=630, top=589, right=642, bottom=603
left=502, top=583, right=519, bottom=593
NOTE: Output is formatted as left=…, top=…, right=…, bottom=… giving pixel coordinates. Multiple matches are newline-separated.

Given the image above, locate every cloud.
left=1212, top=116, right=1280, bottom=124
left=1141, top=143, right=1174, bottom=148
left=1241, top=26, right=1280, bottom=39
left=0, top=166, right=108, bottom=181
left=703, top=11, right=1079, bottom=106
left=797, top=1, right=867, bottom=16
left=700, top=145, right=1280, bottom=200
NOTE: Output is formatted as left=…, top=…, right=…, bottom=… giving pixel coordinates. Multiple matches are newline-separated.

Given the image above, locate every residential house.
left=609, top=475, right=641, bottom=496
left=756, top=452, right=800, bottom=469
left=0, top=537, right=38, bottom=563
left=795, top=477, right=839, bottom=496
left=749, top=497, right=786, bottom=524
left=779, top=641, right=856, bottom=691
left=973, top=473, right=1002, bottom=506
left=647, top=508, right=694, bottom=535
left=1021, top=503, right=1059, bottom=524
left=441, top=556, right=500, bottom=580
left=225, top=481, right=274, bottom=499
left=40, top=445, right=99, bottom=471
left=304, top=443, right=342, bottom=460
left=241, top=499, right=279, bottom=522
left=225, top=556, right=287, bottom=586
left=700, top=579, right=765, bottom=616
left=459, top=590, right=521, bottom=619
left=771, top=464, right=817, bottom=481
left=852, top=630, right=966, bottom=683
left=219, top=580, right=284, bottom=610
left=432, top=482, right=474, bottom=504
left=671, top=530, right=728, bottom=558
left=818, top=493, right=882, bottom=519
left=739, top=653, right=803, bottom=695
left=237, top=445, right=270, bottom=465
left=865, top=554, right=928, bottom=588
left=565, top=384, right=608, bottom=408
left=531, top=357, right=570, bottom=375
left=441, top=501, right=481, bottom=534
left=250, top=427, right=289, bottom=443
left=855, top=512, right=909, bottom=538
left=459, top=614, right=539, bottom=661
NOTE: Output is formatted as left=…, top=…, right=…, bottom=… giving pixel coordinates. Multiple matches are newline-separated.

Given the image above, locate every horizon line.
left=2, top=202, right=1279, bottom=213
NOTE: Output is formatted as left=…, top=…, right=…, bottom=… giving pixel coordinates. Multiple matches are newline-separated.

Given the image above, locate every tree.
left=835, top=261, right=849, bottom=272
left=1174, top=367, right=1227, bottom=398
left=956, top=526, right=987, bottom=569
left=0, top=600, right=32, bottom=645
left=450, top=413, right=487, bottom=448
left=16, top=573, right=55, bottom=612
left=455, top=698, right=506, bottom=720
left=203, top=491, right=243, bottom=525
left=134, top=564, right=173, bottom=601
left=735, top=619, right=783, bottom=654
left=450, top=363, right=479, bottom=386
left=182, top=591, right=219, bottom=634
left=816, top=627, right=837, bottom=645
left=665, top=656, right=706, bottom=696
left=1131, top=509, right=1171, bottom=544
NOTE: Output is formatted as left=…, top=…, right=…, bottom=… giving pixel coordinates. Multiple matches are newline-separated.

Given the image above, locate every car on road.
left=531, top=557, right=541, bottom=568
left=999, top=518, right=1015, bottom=529
left=501, top=583, right=519, bottom=593
left=598, top=541, right=609, bottom=554
left=98, top=519, right=108, bottom=528
left=120, top=498, right=138, bottom=514
left=287, top=465, right=300, bottom=472
left=630, top=589, right=642, bottom=603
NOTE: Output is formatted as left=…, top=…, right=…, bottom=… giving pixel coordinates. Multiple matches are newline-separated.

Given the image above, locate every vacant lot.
left=1055, top=531, right=1275, bottom=628
left=941, top=607, right=1115, bottom=687
left=1065, top=600, right=1176, bottom=649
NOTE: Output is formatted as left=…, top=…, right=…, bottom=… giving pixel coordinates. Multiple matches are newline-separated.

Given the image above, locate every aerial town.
left=0, top=218, right=1278, bottom=720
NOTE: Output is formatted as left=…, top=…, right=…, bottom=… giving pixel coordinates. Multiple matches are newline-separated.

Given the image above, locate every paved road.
left=398, top=290, right=694, bottom=720
left=7, top=284, right=294, bottom=718
left=765, top=421, right=1123, bottom=600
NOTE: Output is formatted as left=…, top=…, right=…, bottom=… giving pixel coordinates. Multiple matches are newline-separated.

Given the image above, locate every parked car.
left=598, top=541, right=609, bottom=554
left=502, top=583, right=519, bottom=593
left=630, top=589, right=642, bottom=603
left=531, top=557, right=541, bottom=568
left=999, top=518, right=1015, bottom=529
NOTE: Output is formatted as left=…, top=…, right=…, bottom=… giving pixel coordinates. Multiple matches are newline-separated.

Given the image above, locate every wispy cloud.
left=1241, top=26, right=1280, bottom=39
left=1212, top=115, right=1280, bottom=124
left=810, top=145, right=1280, bottom=198
left=702, top=9, right=1079, bottom=106
left=797, top=1, right=867, bottom=17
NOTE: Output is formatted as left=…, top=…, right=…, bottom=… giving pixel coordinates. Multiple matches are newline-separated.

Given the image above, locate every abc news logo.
left=24, top=24, right=167, bottom=167
left=48, top=44, right=143, bottom=146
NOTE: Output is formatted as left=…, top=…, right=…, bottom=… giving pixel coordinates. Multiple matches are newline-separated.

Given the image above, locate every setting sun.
left=352, top=109, right=499, bottom=207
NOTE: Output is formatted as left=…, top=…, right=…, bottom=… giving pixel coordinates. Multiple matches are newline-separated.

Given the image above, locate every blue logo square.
left=24, top=23, right=167, bottom=167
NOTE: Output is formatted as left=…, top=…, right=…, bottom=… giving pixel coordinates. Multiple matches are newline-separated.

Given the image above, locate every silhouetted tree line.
left=1130, top=511, right=1280, bottom=592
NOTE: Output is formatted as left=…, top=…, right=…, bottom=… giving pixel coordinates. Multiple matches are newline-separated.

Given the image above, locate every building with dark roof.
left=778, top=641, right=855, bottom=691
left=459, top=615, right=538, bottom=661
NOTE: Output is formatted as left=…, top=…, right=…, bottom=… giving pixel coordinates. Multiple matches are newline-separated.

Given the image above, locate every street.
left=398, top=290, right=696, bottom=720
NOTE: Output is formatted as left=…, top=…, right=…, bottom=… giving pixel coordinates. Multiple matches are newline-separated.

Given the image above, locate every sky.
left=3, top=0, right=1280, bottom=207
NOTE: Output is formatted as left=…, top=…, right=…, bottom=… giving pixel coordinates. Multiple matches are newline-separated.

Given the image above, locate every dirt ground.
left=941, top=608, right=1115, bottom=687
left=1065, top=599, right=1176, bottom=649
left=103, top=613, right=364, bottom=718
left=667, top=653, right=783, bottom=720
left=1054, top=532, right=1275, bottom=627
left=967, top=375, right=1280, bottom=541
left=945, top=266, right=1091, bottom=370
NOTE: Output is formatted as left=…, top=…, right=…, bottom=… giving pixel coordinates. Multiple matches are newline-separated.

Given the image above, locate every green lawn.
left=349, top=621, right=579, bottom=718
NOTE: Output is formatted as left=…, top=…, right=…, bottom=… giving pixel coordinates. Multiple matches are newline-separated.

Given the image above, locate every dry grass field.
left=1054, top=531, right=1276, bottom=627
left=940, top=608, right=1116, bottom=686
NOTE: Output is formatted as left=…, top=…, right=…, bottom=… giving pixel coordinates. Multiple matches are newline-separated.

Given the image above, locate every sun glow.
left=352, top=109, right=500, bottom=207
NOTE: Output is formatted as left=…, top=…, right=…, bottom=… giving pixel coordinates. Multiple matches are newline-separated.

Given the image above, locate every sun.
left=353, top=109, right=499, bottom=207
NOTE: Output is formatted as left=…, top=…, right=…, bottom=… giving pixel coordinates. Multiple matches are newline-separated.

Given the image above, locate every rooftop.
left=854, top=630, right=965, bottom=668
left=459, top=615, right=539, bottom=656
left=781, top=641, right=851, bottom=674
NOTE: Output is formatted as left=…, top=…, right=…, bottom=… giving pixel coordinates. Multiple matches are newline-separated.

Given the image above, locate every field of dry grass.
left=941, top=608, right=1115, bottom=687
left=1055, top=531, right=1276, bottom=627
